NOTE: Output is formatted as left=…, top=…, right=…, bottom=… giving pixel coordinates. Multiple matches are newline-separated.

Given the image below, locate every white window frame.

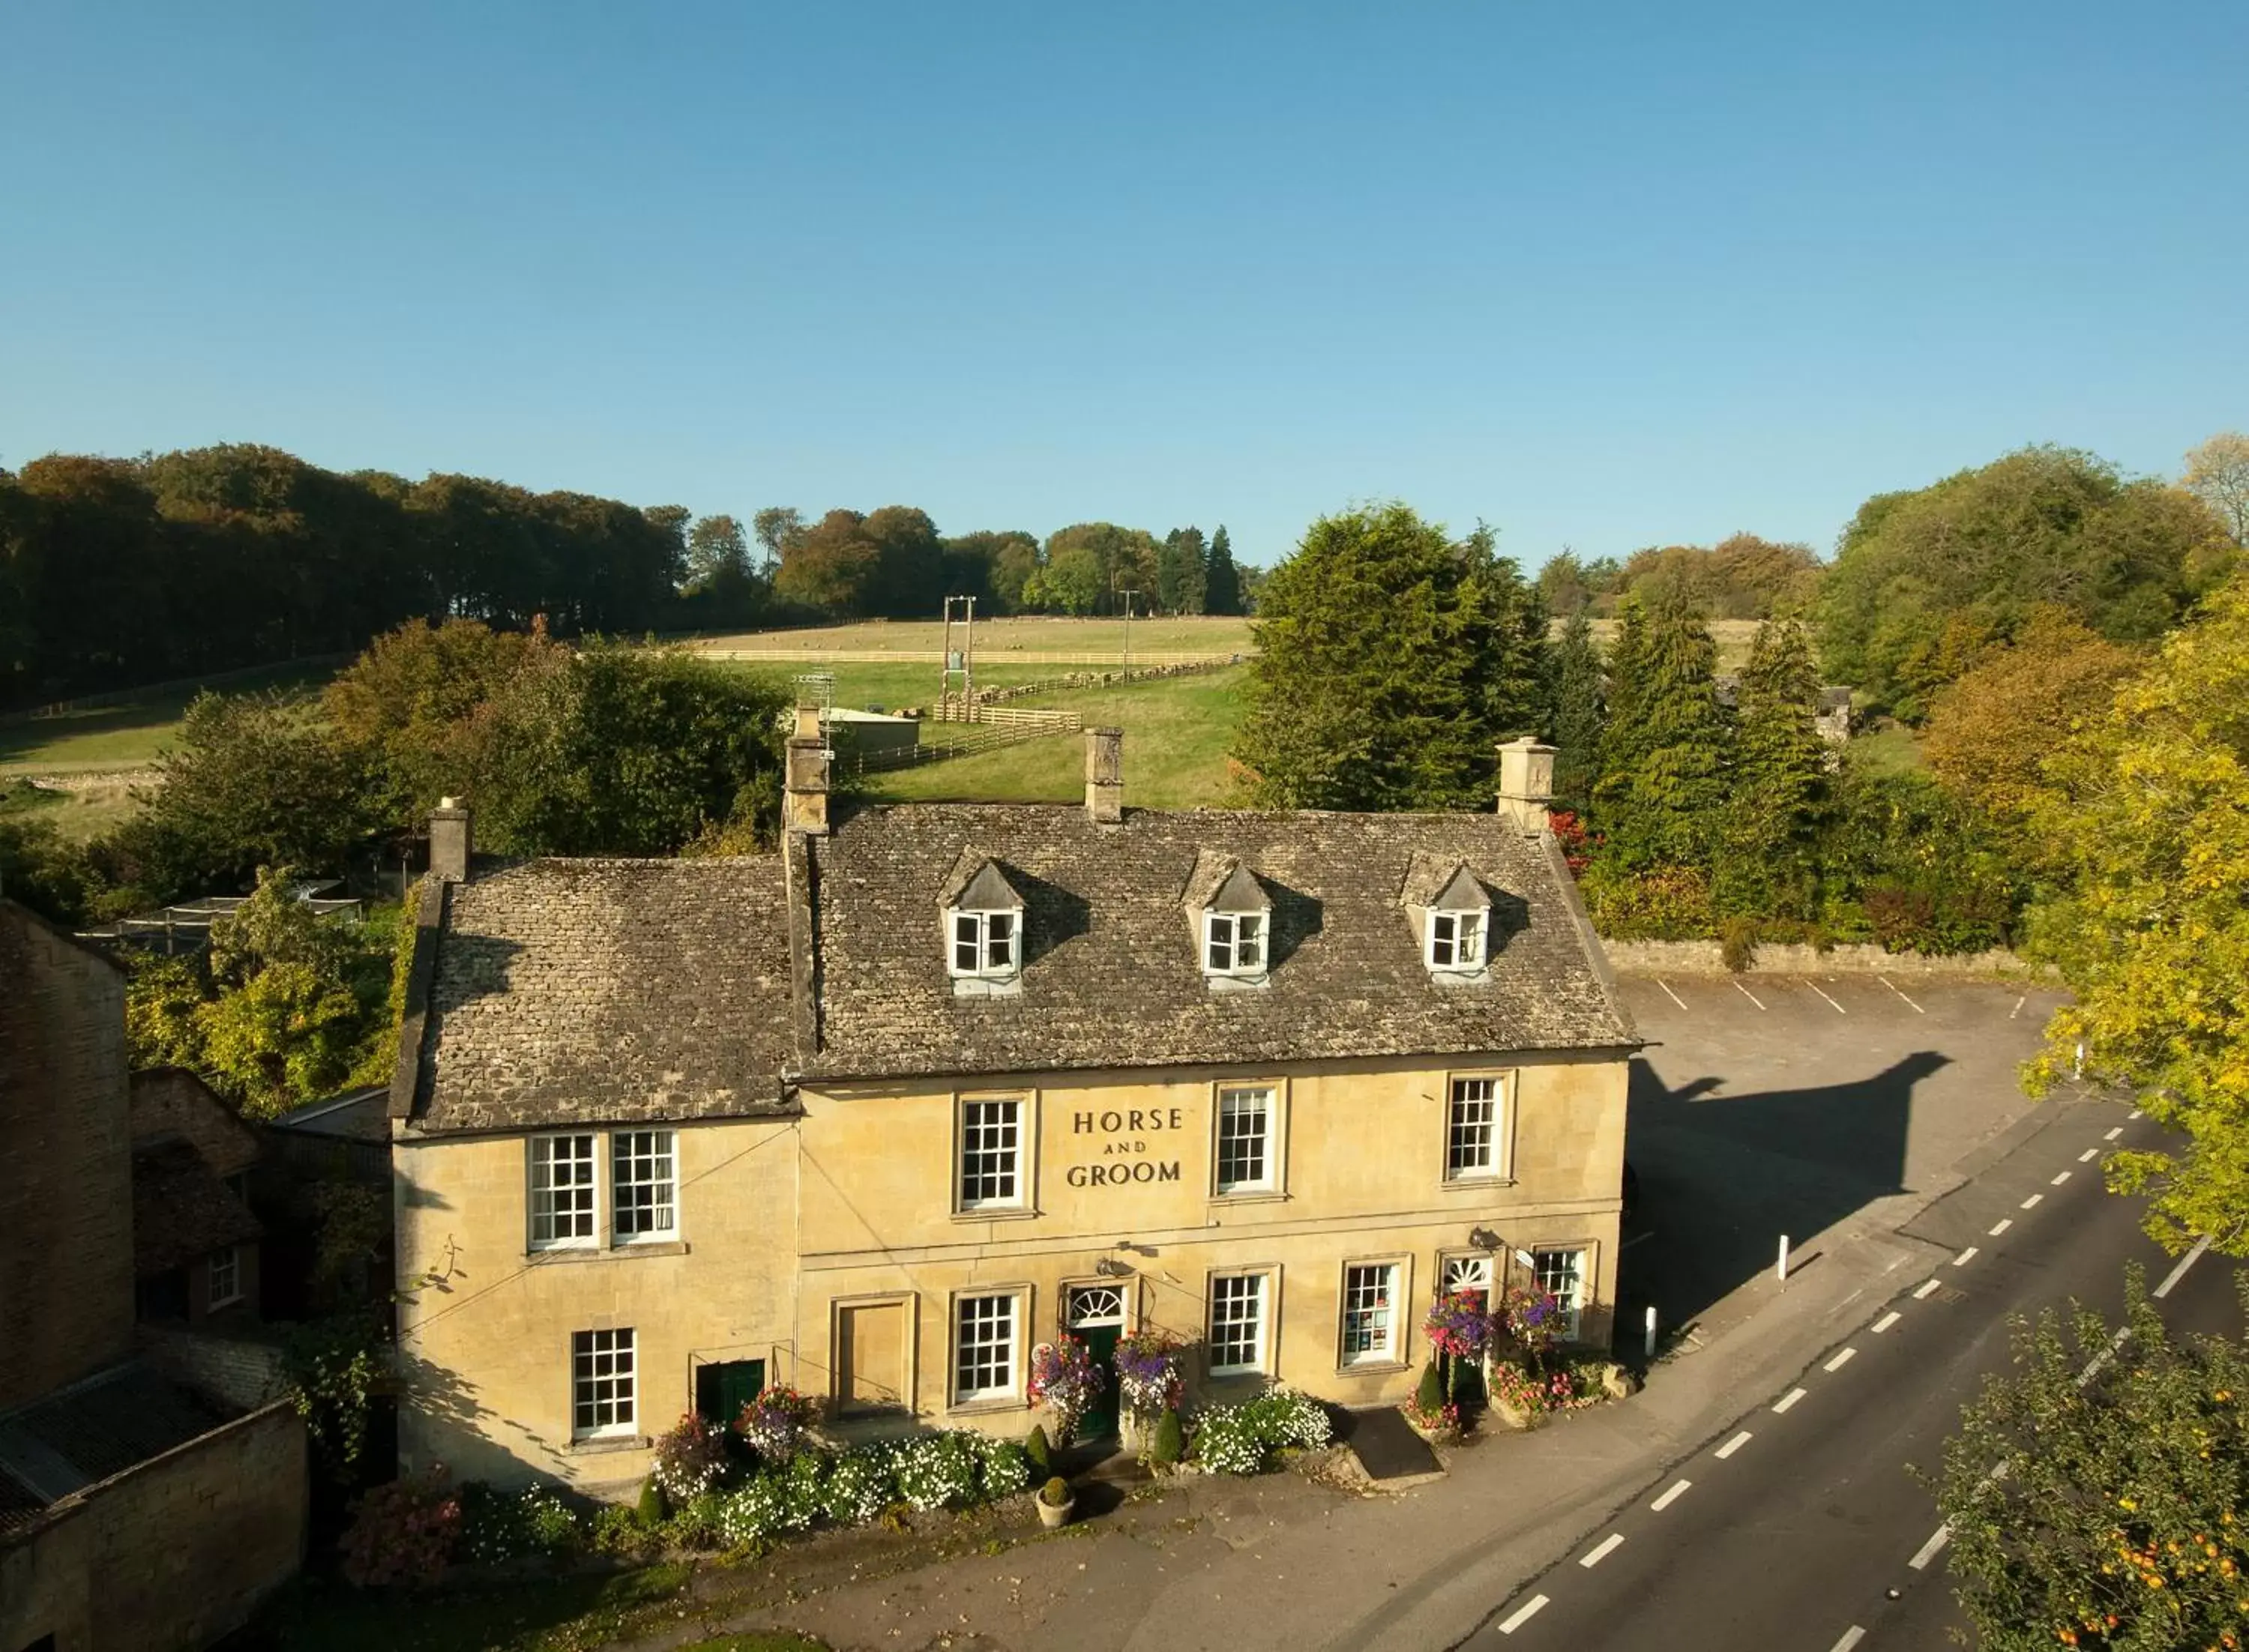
left=1202, top=909, right=1268, bottom=977
left=610, top=1129, right=677, bottom=1244
left=529, top=1133, right=599, bottom=1250
left=1339, top=1259, right=1406, bottom=1367
left=1427, top=907, right=1487, bottom=971
left=1532, top=1247, right=1589, bottom=1342
left=1206, top=1270, right=1274, bottom=1377
left=955, top=1096, right=1028, bottom=1213
left=571, top=1327, right=637, bottom=1439
left=1213, top=1084, right=1277, bottom=1196
left=1439, top=1251, right=1493, bottom=1298
left=207, top=1245, right=241, bottom=1309
left=948, top=908, right=1021, bottom=980
left=951, top=1289, right=1023, bottom=1406
left=1442, top=1073, right=1508, bottom=1183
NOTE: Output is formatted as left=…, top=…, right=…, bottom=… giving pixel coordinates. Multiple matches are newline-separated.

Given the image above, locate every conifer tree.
left=1544, top=608, right=1605, bottom=811
left=1204, top=525, right=1243, bottom=616
left=1592, top=589, right=1727, bottom=867
left=1714, top=617, right=1827, bottom=917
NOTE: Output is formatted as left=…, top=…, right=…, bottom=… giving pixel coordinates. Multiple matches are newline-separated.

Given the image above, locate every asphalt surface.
left=1464, top=1094, right=2238, bottom=1652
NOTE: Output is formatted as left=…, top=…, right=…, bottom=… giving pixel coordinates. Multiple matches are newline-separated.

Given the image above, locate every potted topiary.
left=1035, top=1474, right=1076, bottom=1529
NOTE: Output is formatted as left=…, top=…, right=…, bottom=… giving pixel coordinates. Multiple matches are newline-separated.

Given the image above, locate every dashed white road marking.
left=2021, top=1193, right=2044, bottom=1209
left=2079, top=1148, right=2101, bottom=1163
left=2105, top=1127, right=2123, bottom=1141
left=1651, top=1478, right=1691, bottom=1511
left=1773, top=1387, right=1807, bottom=1413
left=2051, top=1171, right=2072, bottom=1186
left=1824, top=1347, right=1858, bottom=1372
left=1913, top=1278, right=1942, bottom=1299
left=1909, top=1524, right=1952, bottom=1570
left=1828, top=1627, right=1867, bottom=1652
left=2129, top=1108, right=2144, bottom=1119
left=1654, top=978, right=1689, bottom=1011
left=2009, top=995, right=2026, bottom=1019
left=1953, top=1246, right=1979, bottom=1267
left=1580, top=1533, right=1625, bottom=1567
left=1988, top=1219, right=2012, bottom=1237
left=1879, top=976, right=1926, bottom=1013
left=1806, top=980, right=1847, bottom=1014
left=1871, top=1311, right=1901, bottom=1333
left=1716, top=1429, right=1753, bottom=1458
left=2155, top=1234, right=2215, bottom=1300
left=1497, top=1594, right=1549, bottom=1635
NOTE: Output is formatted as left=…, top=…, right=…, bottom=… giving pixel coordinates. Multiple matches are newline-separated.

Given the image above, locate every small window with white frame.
left=529, top=1133, right=598, bottom=1249
left=1439, top=1251, right=1493, bottom=1297
left=957, top=1097, right=1026, bottom=1211
left=1340, top=1260, right=1403, bottom=1366
left=949, top=908, right=1020, bottom=979
left=1427, top=906, right=1487, bottom=971
left=1443, top=1075, right=1505, bottom=1181
left=1207, top=1270, right=1271, bottom=1376
left=1214, top=1085, right=1276, bottom=1194
left=611, top=1129, right=676, bottom=1243
left=1532, top=1247, right=1588, bottom=1341
left=207, top=1246, right=241, bottom=1309
left=951, top=1291, right=1020, bottom=1404
left=571, top=1327, right=637, bottom=1438
left=1204, top=910, right=1266, bottom=977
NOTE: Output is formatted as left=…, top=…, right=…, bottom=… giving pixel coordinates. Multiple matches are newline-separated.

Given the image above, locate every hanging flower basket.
left=1027, top=1336, right=1105, bottom=1446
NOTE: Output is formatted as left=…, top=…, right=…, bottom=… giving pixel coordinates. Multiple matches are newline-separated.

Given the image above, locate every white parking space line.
left=1871, top=1311, right=1901, bottom=1333
left=1879, top=976, right=1926, bottom=1013
left=2010, top=995, right=2026, bottom=1019
left=1913, top=1278, right=1942, bottom=1299
left=1732, top=979, right=1766, bottom=1011
left=1988, top=1219, right=2012, bottom=1237
left=2105, top=1126, right=2123, bottom=1141
left=1806, top=980, right=1847, bottom=1014
left=2051, top=1171, right=2072, bottom=1186
left=2079, top=1148, right=2101, bottom=1163
left=2021, top=1193, right=2044, bottom=1209
left=1654, top=977, right=1689, bottom=1011
left=2129, top=1108, right=2143, bottom=1119
left=1716, top=1429, right=1753, bottom=1458
left=1824, top=1347, right=1858, bottom=1372
left=1909, top=1524, right=1952, bottom=1570
left=1497, top=1594, right=1549, bottom=1635
left=1651, top=1478, right=1692, bottom=1511
left=1829, top=1627, right=1867, bottom=1652
left=2155, top=1235, right=2215, bottom=1300
left=1773, top=1387, right=1807, bottom=1413
left=1953, top=1246, right=1979, bottom=1267
left=1580, top=1533, right=1625, bottom=1567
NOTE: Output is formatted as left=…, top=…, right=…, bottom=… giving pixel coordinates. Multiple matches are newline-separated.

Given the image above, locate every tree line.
left=0, top=442, right=1250, bottom=710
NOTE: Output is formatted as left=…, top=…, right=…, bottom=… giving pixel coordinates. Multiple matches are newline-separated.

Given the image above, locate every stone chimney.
left=785, top=730, right=830, bottom=836
left=1495, top=738, right=1556, bottom=836
left=1084, top=727, right=1124, bottom=825
left=430, top=798, right=472, bottom=883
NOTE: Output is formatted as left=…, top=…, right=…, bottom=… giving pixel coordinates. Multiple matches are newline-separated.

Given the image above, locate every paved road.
left=1464, top=1097, right=2239, bottom=1652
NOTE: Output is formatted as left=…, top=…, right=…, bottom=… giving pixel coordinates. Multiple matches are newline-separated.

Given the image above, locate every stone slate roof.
left=398, top=804, right=1635, bottom=1133
left=0, top=1363, right=235, bottom=1516
left=130, top=1137, right=263, bottom=1277
left=406, top=857, right=798, bottom=1136
left=799, top=805, right=1634, bottom=1081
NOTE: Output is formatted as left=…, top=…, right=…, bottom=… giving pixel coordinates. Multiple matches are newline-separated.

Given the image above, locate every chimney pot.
left=430, top=800, right=473, bottom=883
left=1496, top=737, right=1557, bottom=836
left=1084, top=727, right=1124, bottom=825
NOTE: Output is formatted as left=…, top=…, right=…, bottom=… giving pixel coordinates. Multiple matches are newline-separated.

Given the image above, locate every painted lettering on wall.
left=1067, top=1107, right=1185, bottom=1188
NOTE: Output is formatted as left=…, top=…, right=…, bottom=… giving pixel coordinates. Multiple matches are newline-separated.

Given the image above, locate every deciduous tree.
left=2184, top=431, right=2249, bottom=546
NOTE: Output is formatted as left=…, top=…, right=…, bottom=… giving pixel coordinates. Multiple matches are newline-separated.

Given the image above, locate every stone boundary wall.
left=136, top=1324, right=289, bottom=1409
left=1601, top=938, right=2041, bottom=979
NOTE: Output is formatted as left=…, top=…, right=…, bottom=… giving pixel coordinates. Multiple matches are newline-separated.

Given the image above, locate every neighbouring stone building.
left=1, top=902, right=308, bottom=1652
left=390, top=729, right=1638, bottom=1496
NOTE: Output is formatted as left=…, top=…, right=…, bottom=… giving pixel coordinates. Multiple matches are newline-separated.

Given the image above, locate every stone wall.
left=0, top=905, right=134, bottom=1411
left=136, top=1324, right=289, bottom=1409
left=1600, top=938, right=2038, bottom=979
left=0, top=1399, right=307, bottom=1652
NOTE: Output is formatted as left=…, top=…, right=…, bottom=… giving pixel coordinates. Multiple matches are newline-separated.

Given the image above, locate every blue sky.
left=4, top=1, right=2243, bottom=570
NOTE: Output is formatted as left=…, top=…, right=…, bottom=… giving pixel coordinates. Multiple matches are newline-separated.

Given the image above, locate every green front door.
left=696, top=1358, right=766, bottom=1429
left=1065, top=1285, right=1127, bottom=1442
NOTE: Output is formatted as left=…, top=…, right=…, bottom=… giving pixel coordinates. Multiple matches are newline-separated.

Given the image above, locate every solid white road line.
left=1988, top=1219, right=2013, bottom=1237
left=2080, top=1148, right=2101, bottom=1163
left=1806, top=980, right=1847, bottom=1014
left=2021, top=1193, right=2044, bottom=1209
left=2051, top=1171, right=2072, bottom=1186
left=1773, top=1387, right=1807, bottom=1413
left=1879, top=976, right=1927, bottom=1013
left=1825, top=1347, right=1858, bottom=1372
left=1655, top=978, right=1689, bottom=1010
left=1953, top=1246, right=1979, bottom=1267
left=1580, top=1533, right=1625, bottom=1567
left=1651, top=1478, right=1692, bottom=1511
left=1733, top=978, right=1766, bottom=1010
left=1914, top=1278, right=1942, bottom=1300
left=2105, top=1126, right=2124, bottom=1141
left=1716, top=1429, right=1753, bottom=1458
left=1909, top=1524, right=1953, bottom=1570
left=1497, top=1594, right=1549, bottom=1635
left=2010, top=995, right=2026, bottom=1019
left=1829, top=1627, right=1867, bottom=1652
left=2155, top=1234, right=2215, bottom=1300
left=1871, top=1312, right=1901, bottom=1333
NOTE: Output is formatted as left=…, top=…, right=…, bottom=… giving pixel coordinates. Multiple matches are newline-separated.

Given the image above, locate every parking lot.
left=1610, top=972, right=2076, bottom=1339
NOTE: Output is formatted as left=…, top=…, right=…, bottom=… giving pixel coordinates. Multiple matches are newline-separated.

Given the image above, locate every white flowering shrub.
left=822, top=1448, right=895, bottom=1526
left=1192, top=1385, right=1335, bottom=1474
left=1189, top=1407, right=1268, bottom=1476
left=894, top=1432, right=984, bottom=1511
left=457, top=1481, right=583, bottom=1561
left=778, top=1450, right=827, bottom=1531
left=1251, top=1386, right=1334, bottom=1450
left=716, top=1475, right=789, bottom=1546
left=978, top=1437, right=1032, bottom=1499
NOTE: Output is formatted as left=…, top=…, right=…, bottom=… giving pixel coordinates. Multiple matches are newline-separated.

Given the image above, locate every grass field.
left=0, top=662, right=332, bottom=777
left=687, top=612, right=1256, bottom=658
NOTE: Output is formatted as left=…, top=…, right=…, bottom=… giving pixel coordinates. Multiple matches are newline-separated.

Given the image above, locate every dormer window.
left=1428, top=908, right=1484, bottom=971
left=951, top=908, right=1018, bottom=978
left=1190, top=860, right=1272, bottom=984
left=1409, top=861, right=1492, bottom=979
left=1205, top=910, right=1265, bottom=975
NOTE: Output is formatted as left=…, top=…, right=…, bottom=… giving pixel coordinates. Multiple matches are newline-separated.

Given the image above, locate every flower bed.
left=1188, top=1385, right=1334, bottom=1475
